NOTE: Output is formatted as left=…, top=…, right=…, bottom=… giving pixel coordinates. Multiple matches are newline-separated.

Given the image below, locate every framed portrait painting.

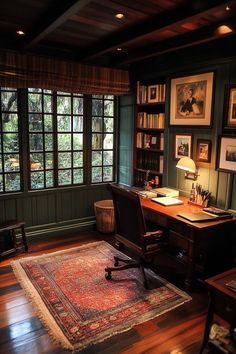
left=218, top=136, right=236, bottom=173
left=174, top=134, right=192, bottom=160
left=223, top=85, right=236, bottom=130
left=196, top=139, right=211, bottom=163
left=170, top=72, right=214, bottom=126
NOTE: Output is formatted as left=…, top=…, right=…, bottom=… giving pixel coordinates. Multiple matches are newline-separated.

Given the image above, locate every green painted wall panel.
left=118, top=95, right=134, bottom=186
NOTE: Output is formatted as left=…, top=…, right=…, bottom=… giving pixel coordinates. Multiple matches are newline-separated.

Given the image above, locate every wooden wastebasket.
left=94, top=200, right=115, bottom=233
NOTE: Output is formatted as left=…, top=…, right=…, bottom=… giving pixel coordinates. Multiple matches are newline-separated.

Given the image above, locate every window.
left=57, top=91, right=84, bottom=186
left=91, top=95, right=115, bottom=183
left=0, top=88, right=21, bottom=193
left=0, top=88, right=116, bottom=193
left=28, top=89, right=84, bottom=189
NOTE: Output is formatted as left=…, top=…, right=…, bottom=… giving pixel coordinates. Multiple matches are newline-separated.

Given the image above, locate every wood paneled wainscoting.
left=0, top=230, right=209, bottom=354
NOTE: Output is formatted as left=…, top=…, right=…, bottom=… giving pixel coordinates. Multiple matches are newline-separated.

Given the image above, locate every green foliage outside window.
left=91, top=95, right=115, bottom=183
left=0, top=88, right=21, bottom=193
left=0, top=88, right=116, bottom=193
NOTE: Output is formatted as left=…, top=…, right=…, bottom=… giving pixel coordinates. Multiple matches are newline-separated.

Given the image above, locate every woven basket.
left=94, top=200, right=115, bottom=233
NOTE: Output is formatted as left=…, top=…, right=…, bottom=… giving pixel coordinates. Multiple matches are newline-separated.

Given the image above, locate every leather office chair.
left=105, top=184, right=165, bottom=289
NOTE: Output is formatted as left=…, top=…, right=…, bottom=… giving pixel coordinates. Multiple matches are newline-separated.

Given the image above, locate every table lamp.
left=176, top=157, right=199, bottom=180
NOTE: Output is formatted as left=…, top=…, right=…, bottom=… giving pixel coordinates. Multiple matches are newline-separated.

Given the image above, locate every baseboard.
left=18, top=217, right=96, bottom=241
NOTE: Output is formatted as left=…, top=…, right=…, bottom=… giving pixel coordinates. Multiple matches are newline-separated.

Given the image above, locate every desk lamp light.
left=176, top=157, right=199, bottom=180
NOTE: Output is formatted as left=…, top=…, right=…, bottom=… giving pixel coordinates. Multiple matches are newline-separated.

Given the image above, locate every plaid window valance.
left=0, top=50, right=130, bottom=95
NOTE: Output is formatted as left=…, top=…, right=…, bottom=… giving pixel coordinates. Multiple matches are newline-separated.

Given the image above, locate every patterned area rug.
left=11, top=241, right=191, bottom=352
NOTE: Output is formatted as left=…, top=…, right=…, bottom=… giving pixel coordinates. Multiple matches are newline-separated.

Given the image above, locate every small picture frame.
left=196, top=139, right=211, bottom=163
left=147, top=85, right=159, bottom=103
left=174, top=133, right=192, bottom=160
left=218, top=135, right=236, bottom=173
left=223, top=85, right=236, bottom=130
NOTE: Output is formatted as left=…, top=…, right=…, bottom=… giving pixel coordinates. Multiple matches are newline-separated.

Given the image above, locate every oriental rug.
left=11, top=241, right=191, bottom=352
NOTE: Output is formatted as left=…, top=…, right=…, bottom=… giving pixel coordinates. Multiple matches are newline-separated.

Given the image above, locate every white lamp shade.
left=176, top=157, right=196, bottom=173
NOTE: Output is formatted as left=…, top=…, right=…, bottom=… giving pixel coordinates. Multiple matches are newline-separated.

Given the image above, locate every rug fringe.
left=11, top=261, right=74, bottom=351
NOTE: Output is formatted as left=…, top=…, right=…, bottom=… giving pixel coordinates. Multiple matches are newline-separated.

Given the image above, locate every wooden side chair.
left=105, top=184, right=165, bottom=289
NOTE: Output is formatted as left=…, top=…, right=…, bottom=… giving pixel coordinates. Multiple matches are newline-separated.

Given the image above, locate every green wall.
left=0, top=184, right=111, bottom=238
left=123, top=42, right=236, bottom=211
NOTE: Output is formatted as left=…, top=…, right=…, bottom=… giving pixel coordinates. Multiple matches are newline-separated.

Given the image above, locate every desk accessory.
left=203, top=207, right=232, bottom=216
left=188, top=183, right=211, bottom=207
left=177, top=211, right=217, bottom=222
left=152, top=187, right=179, bottom=197
left=151, top=197, right=184, bottom=206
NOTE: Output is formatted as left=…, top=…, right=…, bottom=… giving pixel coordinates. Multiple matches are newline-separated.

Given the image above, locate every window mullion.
left=53, top=91, right=58, bottom=188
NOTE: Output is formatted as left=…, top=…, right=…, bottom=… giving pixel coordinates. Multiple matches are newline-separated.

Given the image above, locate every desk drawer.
left=213, top=292, right=236, bottom=323
left=169, top=230, right=188, bottom=250
left=168, top=219, right=188, bottom=237
left=144, top=210, right=167, bottom=227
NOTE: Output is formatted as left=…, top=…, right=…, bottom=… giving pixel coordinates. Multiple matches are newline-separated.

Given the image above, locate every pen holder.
left=188, top=199, right=209, bottom=208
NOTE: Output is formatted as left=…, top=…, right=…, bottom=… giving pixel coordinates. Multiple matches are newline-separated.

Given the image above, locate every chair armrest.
left=143, top=230, right=163, bottom=239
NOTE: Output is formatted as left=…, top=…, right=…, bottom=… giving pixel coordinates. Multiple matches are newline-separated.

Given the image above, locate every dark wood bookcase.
left=133, top=80, right=166, bottom=187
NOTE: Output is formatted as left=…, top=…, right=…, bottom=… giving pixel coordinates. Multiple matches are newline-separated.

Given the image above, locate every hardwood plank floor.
left=0, top=231, right=208, bottom=354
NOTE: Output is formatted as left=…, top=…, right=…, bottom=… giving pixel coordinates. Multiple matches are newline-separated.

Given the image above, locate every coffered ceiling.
left=0, top=0, right=236, bottom=68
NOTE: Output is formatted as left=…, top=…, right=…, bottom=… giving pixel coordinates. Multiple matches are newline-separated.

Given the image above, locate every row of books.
left=137, top=81, right=166, bottom=104
left=136, top=132, right=164, bottom=150
left=137, top=151, right=163, bottom=173
left=137, top=112, right=165, bottom=129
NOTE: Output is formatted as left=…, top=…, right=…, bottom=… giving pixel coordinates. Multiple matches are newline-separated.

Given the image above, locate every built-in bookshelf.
left=134, top=80, right=166, bottom=187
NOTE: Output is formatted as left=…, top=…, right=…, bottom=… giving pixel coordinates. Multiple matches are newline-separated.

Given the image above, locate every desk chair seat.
left=105, top=185, right=165, bottom=289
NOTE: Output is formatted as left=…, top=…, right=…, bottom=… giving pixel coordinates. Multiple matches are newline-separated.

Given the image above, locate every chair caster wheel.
left=105, top=271, right=112, bottom=280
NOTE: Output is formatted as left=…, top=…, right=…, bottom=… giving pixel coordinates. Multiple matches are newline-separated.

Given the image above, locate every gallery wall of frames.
left=127, top=47, right=236, bottom=211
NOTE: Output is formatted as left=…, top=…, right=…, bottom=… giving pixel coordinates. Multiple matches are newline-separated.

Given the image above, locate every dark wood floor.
left=0, top=230, right=209, bottom=354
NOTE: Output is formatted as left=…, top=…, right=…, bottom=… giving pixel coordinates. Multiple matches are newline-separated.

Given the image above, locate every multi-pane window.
left=0, top=89, right=116, bottom=193
left=91, top=95, right=115, bottom=183
left=0, top=88, right=21, bottom=193
left=28, top=88, right=54, bottom=189
left=57, top=92, right=84, bottom=186
left=28, top=89, right=84, bottom=190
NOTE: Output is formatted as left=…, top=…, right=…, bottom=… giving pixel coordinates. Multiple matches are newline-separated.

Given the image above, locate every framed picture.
left=196, top=139, right=211, bottom=163
left=170, top=71, right=214, bottom=126
left=147, top=85, right=159, bottom=103
left=174, top=133, right=192, bottom=160
left=223, top=85, right=236, bottom=130
left=218, top=136, right=236, bottom=173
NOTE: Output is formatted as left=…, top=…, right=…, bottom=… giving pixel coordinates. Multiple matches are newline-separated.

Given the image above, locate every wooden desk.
left=200, top=268, right=236, bottom=353
left=140, top=196, right=236, bottom=289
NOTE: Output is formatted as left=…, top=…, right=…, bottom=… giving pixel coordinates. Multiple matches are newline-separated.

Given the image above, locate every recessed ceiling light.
left=217, top=25, right=232, bottom=34
left=16, top=30, right=25, bottom=36
left=226, top=5, right=231, bottom=11
left=116, top=47, right=122, bottom=51
left=115, top=13, right=124, bottom=19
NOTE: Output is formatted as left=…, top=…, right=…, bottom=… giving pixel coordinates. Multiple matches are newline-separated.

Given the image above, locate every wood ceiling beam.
left=77, top=0, right=235, bottom=61
left=23, top=0, right=92, bottom=49
left=112, top=16, right=236, bottom=66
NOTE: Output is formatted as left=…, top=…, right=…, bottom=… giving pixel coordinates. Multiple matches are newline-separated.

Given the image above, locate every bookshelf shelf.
left=134, top=80, right=166, bottom=187
left=134, top=167, right=162, bottom=175
left=136, top=148, right=163, bottom=153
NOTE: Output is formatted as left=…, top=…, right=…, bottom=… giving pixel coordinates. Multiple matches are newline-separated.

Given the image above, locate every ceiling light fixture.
left=16, top=30, right=25, bottom=36
left=116, top=47, right=122, bottom=51
left=226, top=5, right=230, bottom=11
left=217, top=25, right=232, bottom=35
left=115, top=13, right=124, bottom=19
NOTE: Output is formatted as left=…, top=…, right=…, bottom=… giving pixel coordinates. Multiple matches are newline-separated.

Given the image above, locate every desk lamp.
left=176, top=157, right=199, bottom=180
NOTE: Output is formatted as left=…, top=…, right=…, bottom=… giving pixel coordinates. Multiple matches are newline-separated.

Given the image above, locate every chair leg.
left=140, top=265, right=149, bottom=290
left=105, top=256, right=149, bottom=289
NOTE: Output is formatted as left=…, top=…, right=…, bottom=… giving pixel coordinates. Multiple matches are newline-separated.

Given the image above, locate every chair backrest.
left=109, top=184, right=146, bottom=247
